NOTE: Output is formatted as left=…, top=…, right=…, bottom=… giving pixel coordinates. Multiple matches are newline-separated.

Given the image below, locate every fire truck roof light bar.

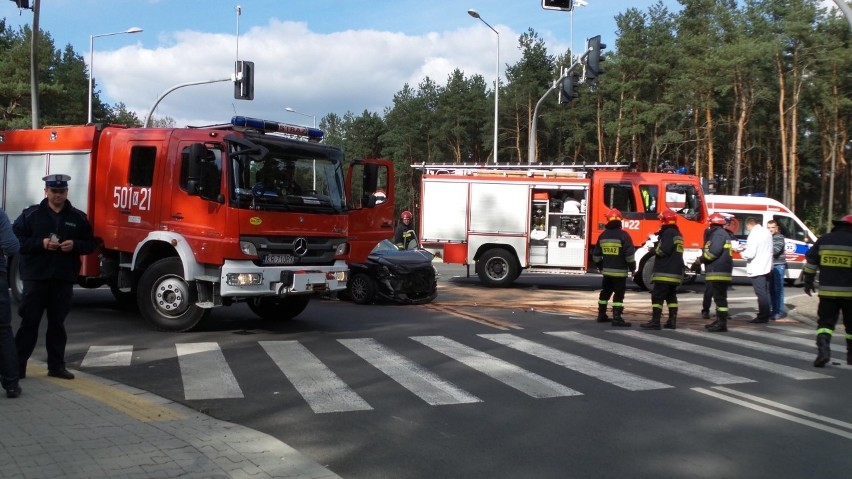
left=231, top=116, right=324, bottom=141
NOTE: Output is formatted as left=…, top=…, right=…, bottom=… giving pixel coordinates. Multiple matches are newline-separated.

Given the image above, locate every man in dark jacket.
left=767, top=220, right=787, bottom=319
left=13, top=174, right=98, bottom=380
left=591, top=209, right=636, bottom=327
left=803, top=214, right=852, bottom=368
left=641, top=209, right=684, bottom=330
left=0, top=208, right=21, bottom=397
left=703, top=213, right=735, bottom=332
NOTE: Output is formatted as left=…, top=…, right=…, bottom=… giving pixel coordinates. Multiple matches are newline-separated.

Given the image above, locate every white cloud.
left=95, top=21, right=531, bottom=128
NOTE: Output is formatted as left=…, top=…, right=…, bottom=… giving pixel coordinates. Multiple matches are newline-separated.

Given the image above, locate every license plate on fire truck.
left=262, top=254, right=296, bottom=265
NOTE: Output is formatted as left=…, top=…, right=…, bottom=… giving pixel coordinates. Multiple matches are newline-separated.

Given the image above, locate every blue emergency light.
left=230, top=116, right=324, bottom=141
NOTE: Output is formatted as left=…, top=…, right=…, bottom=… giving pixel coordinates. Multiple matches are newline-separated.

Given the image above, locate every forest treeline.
left=2, top=0, right=850, bottom=233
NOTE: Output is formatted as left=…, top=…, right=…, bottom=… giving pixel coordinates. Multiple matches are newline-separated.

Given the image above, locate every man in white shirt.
left=740, top=217, right=774, bottom=323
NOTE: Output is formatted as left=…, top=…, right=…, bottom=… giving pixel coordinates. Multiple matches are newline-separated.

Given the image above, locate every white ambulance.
left=704, top=194, right=816, bottom=283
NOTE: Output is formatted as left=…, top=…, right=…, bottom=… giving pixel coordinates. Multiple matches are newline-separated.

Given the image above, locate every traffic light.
left=234, top=60, right=254, bottom=101
left=559, top=71, right=580, bottom=107
left=11, top=1, right=30, bottom=8
left=541, top=0, right=573, bottom=11
left=584, top=35, right=606, bottom=84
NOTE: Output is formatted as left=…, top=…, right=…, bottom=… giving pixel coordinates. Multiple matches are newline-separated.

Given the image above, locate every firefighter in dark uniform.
left=703, top=212, right=735, bottom=332
left=803, top=214, right=852, bottom=368
left=13, top=174, right=98, bottom=380
left=592, top=208, right=636, bottom=327
left=641, top=209, right=684, bottom=330
left=394, top=210, right=415, bottom=249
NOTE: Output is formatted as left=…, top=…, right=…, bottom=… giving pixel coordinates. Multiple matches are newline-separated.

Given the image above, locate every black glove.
left=803, top=279, right=816, bottom=297
left=628, top=263, right=636, bottom=274
left=595, top=262, right=603, bottom=273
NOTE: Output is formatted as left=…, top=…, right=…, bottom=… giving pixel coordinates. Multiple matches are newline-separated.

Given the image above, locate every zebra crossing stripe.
left=81, top=345, right=133, bottom=367
left=732, top=329, right=848, bottom=362
left=546, top=331, right=754, bottom=386
left=609, top=331, right=832, bottom=380
left=674, top=329, right=819, bottom=361
left=175, top=343, right=243, bottom=400
left=482, top=334, right=672, bottom=391
left=338, top=338, right=481, bottom=406
left=411, top=336, right=582, bottom=398
left=259, top=341, right=372, bottom=414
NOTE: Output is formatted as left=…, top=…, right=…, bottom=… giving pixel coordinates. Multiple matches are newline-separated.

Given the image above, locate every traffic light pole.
left=527, top=51, right=587, bottom=164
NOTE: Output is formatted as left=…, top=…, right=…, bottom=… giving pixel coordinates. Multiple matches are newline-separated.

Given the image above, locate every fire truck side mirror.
left=362, top=163, right=379, bottom=196
left=186, top=143, right=205, bottom=196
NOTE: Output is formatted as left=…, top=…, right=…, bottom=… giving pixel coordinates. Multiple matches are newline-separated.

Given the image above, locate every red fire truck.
left=415, top=163, right=708, bottom=289
left=0, top=117, right=394, bottom=331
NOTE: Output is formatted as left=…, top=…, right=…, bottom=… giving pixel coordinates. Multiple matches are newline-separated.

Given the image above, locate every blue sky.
left=1, top=1, right=684, bottom=127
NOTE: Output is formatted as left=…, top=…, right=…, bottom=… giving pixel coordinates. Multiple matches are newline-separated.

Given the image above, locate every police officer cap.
left=43, top=174, right=71, bottom=188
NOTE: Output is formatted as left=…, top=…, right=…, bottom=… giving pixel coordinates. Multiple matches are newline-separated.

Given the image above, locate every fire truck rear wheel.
left=138, top=257, right=209, bottom=332
left=477, top=249, right=519, bottom=288
left=247, top=296, right=310, bottom=320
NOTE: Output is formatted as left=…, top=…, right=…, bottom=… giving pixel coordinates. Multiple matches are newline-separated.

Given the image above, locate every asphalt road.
left=15, top=266, right=852, bottom=478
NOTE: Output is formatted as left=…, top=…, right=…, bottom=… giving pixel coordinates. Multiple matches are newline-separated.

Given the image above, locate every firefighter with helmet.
left=591, top=208, right=636, bottom=327
left=803, top=213, right=852, bottom=367
left=702, top=212, right=735, bottom=332
left=394, top=210, right=415, bottom=249
left=641, top=209, right=684, bottom=330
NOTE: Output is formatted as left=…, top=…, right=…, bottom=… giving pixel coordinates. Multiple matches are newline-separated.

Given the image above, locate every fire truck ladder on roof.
left=413, top=162, right=632, bottom=178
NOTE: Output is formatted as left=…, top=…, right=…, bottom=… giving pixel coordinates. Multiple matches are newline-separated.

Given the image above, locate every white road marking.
left=674, top=329, right=815, bottom=361
left=175, top=342, right=243, bottom=400
left=546, top=331, right=753, bottom=385
left=338, top=338, right=481, bottom=406
left=693, top=387, right=852, bottom=440
left=259, top=340, right=372, bottom=413
left=81, top=345, right=133, bottom=367
left=482, top=334, right=672, bottom=391
left=609, top=331, right=832, bottom=380
left=411, top=336, right=582, bottom=398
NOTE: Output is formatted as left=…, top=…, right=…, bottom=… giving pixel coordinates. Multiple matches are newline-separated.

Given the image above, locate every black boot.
left=706, top=311, right=728, bottom=332
left=847, top=339, right=852, bottom=366
left=663, top=309, right=677, bottom=330
left=640, top=309, right=662, bottom=330
left=814, top=333, right=832, bottom=368
left=701, top=310, right=710, bottom=319
left=611, top=306, right=631, bottom=327
left=596, top=303, right=610, bottom=323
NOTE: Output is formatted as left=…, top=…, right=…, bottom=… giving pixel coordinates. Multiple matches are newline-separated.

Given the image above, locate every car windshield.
left=371, top=239, right=401, bottom=253
left=228, top=135, right=345, bottom=213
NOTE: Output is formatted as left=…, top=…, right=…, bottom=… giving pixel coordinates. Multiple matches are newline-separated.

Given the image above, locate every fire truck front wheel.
left=247, top=296, right=310, bottom=320
left=477, top=249, right=519, bottom=288
left=138, top=257, right=210, bottom=332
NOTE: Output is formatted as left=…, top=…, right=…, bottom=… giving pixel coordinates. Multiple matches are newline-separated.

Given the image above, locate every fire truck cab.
left=416, top=164, right=707, bottom=289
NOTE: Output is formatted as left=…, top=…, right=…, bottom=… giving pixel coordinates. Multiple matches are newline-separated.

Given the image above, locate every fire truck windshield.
left=228, top=137, right=346, bottom=212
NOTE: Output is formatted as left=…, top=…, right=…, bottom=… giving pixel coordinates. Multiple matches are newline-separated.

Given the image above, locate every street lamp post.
left=88, top=27, right=143, bottom=124
left=468, top=9, right=499, bottom=164
left=570, top=0, right=589, bottom=61
left=284, top=107, right=316, bottom=128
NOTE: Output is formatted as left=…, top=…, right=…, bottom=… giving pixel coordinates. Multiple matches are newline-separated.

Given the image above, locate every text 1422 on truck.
left=0, top=117, right=394, bottom=331
left=415, top=163, right=708, bottom=288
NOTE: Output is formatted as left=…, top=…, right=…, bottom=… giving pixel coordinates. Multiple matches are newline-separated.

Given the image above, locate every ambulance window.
left=129, top=146, right=156, bottom=187
left=602, top=183, right=637, bottom=213
left=773, top=215, right=806, bottom=242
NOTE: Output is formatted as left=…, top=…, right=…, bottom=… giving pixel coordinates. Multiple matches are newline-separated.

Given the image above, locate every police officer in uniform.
left=641, top=209, right=684, bottom=330
left=13, top=174, right=98, bottom=380
left=803, top=214, right=852, bottom=368
left=702, top=212, right=735, bottom=332
left=591, top=208, right=635, bottom=327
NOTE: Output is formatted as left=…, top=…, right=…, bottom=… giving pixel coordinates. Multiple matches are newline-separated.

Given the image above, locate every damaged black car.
left=346, top=237, right=438, bottom=305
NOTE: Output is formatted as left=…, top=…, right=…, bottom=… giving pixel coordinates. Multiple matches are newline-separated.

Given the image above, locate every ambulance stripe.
left=481, top=334, right=672, bottom=391
left=411, top=336, right=581, bottom=398
left=176, top=343, right=243, bottom=400
left=608, top=331, right=831, bottom=380
left=546, top=331, right=753, bottom=385
left=81, top=345, right=133, bottom=367
left=259, top=340, right=372, bottom=413
left=338, top=338, right=481, bottom=406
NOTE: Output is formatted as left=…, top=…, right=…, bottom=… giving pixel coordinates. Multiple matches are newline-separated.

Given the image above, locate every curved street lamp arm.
left=143, top=78, right=230, bottom=127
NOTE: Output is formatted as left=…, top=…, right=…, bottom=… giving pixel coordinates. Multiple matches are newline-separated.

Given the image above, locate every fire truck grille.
left=242, top=236, right=343, bottom=266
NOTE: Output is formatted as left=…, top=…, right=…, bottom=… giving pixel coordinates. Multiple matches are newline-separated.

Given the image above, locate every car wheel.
left=247, top=296, right=311, bottom=320
left=477, top=248, right=519, bottom=288
left=349, top=273, right=376, bottom=305
left=137, top=257, right=209, bottom=332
